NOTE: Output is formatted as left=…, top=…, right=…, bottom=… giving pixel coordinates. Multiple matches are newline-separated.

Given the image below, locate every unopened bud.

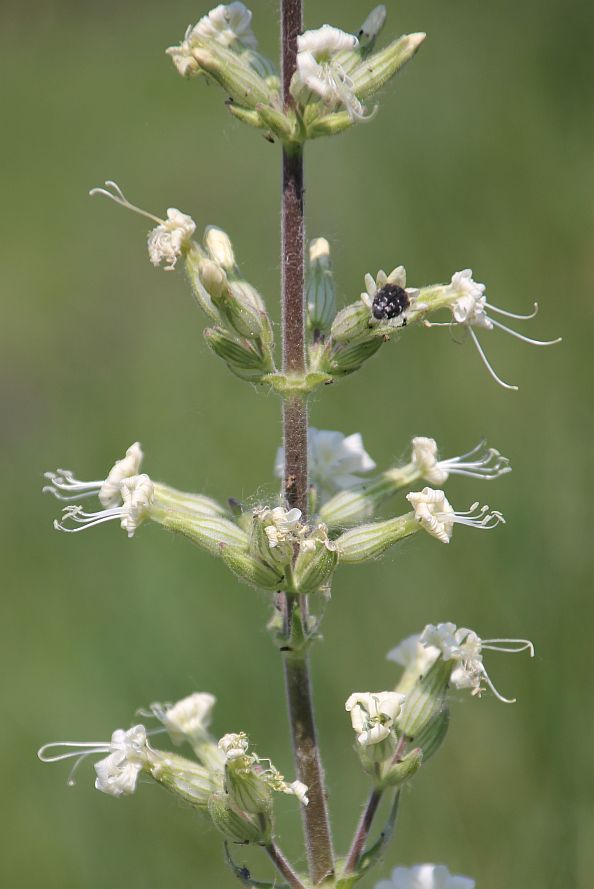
left=220, top=546, right=284, bottom=591
left=225, top=764, right=272, bottom=817
left=184, top=246, right=222, bottom=321
left=307, top=238, right=336, bottom=332
left=397, top=659, right=453, bottom=739
left=224, top=281, right=272, bottom=342
left=381, top=747, right=423, bottom=789
left=351, top=33, right=427, bottom=101
left=320, top=476, right=395, bottom=529
left=330, top=337, right=383, bottom=375
left=204, top=226, right=236, bottom=271
left=198, top=257, right=228, bottom=301
left=331, top=302, right=372, bottom=342
left=192, top=44, right=274, bottom=110
left=293, top=539, right=338, bottom=594
left=336, top=515, right=418, bottom=564
left=255, top=103, right=295, bottom=142
left=413, top=708, right=449, bottom=761
left=160, top=512, right=249, bottom=556
left=150, top=751, right=220, bottom=812
left=307, top=110, right=354, bottom=140
left=208, top=792, right=265, bottom=844
left=204, top=327, right=273, bottom=382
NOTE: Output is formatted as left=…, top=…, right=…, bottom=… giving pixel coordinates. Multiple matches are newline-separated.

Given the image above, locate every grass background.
left=1, top=1, right=592, bottom=887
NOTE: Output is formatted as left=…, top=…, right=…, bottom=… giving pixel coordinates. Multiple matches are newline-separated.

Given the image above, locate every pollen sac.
left=372, top=283, right=410, bottom=321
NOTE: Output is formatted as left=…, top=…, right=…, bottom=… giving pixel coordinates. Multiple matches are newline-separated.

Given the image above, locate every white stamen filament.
left=54, top=505, right=123, bottom=533
left=437, top=503, right=505, bottom=531
left=489, top=317, right=562, bottom=347
left=89, top=181, right=163, bottom=225
left=43, top=470, right=103, bottom=501
left=439, top=441, right=511, bottom=480
left=468, top=327, right=518, bottom=391
left=485, top=301, right=539, bottom=320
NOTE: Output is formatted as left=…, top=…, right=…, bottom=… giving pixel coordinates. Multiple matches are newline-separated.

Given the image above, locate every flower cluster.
left=38, top=691, right=306, bottom=843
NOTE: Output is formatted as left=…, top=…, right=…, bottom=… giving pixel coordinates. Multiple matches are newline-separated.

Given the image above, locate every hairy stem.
left=265, top=843, right=308, bottom=889
left=280, top=1, right=335, bottom=884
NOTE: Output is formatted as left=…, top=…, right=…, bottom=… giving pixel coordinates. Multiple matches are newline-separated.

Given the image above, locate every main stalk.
left=280, top=1, right=334, bottom=883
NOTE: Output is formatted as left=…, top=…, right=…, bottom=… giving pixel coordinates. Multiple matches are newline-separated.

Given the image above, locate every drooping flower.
left=361, top=266, right=420, bottom=326
left=54, top=474, right=155, bottom=538
left=149, top=693, right=217, bottom=746
left=374, top=863, right=475, bottom=889
left=193, top=3, right=257, bottom=49
left=387, top=633, right=440, bottom=675
left=90, top=181, right=196, bottom=271
left=410, top=436, right=511, bottom=486
left=38, top=725, right=151, bottom=798
left=406, top=487, right=505, bottom=544
left=425, top=268, right=561, bottom=390
left=44, top=442, right=144, bottom=508
left=420, top=623, right=534, bottom=703
left=218, top=733, right=309, bottom=809
left=293, top=25, right=366, bottom=120
left=275, top=428, right=376, bottom=500
left=345, top=691, right=406, bottom=747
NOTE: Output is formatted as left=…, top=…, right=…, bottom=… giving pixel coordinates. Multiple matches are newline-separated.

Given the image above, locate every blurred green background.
left=1, top=1, right=592, bottom=887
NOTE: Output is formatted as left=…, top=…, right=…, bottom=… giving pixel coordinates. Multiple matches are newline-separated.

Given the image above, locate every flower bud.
left=330, top=337, right=383, bottom=376
left=150, top=751, right=220, bottom=812
left=184, top=246, right=224, bottom=321
left=192, top=43, right=275, bottom=110
left=160, top=512, right=249, bottom=556
left=204, top=225, right=236, bottom=271
left=208, top=792, right=265, bottom=844
left=351, top=33, right=427, bottom=101
left=255, top=103, right=296, bottom=142
left=292, top=537, right=338, bottom=594
left=219, top=546, right=284, bottom=591
left=307, top=110, right=354, bottom=140
left=336, top=515, right=418, bottom=564
left=226, top=280, right=273, bottom=344
left=412, top=708, right=450, bottom=762
left=204, top=327, right=273, bottom=382
left=397, top=659, right=453, bottom=740
left=380, top=747, right=423, bottom=789
left=331, top=302, right=372, bottom=342
left=307, top=238, right=337, bottom=332
left=198, top=257, right=228, bottom=301
left=224, top=759, right=273, bottom=817
left=319, top=476, right=396, bottom=529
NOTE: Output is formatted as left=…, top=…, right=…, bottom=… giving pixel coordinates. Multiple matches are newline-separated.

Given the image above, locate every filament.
left=89, top=181, right=163, bottom=225
left=485, top=301, right=539, bottom=320
left=469, top=328, right=518, bottom=391
left=490, top=318, right=562, bottom=347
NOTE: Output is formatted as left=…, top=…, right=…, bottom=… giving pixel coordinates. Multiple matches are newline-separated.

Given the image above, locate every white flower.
left=218, top=732, right=250, bottom=761
left=166, top=25, right=201, bottom=77
left=44, top=442, right=144, bottom=508
left=150, top=693, right=216, bottom=745
left=345, top=691, right=405, bottom=746
left=294, top=25, right=365, bottom=120
left=193, top=3, right=257, bottom=50
left=410, top=437, right=511, bottom=486
left=38, top=725, right=151, bottom=798
left=387, top=633, right=440, bottom=675
left=90, top=182, right=196, bottom=271
left=54, top=473, right=155, bottom=538
left=298, top=520, right=336, bottom=554
left=375, top=863, right=475, bottom=889
left=361, top=267, right=420, bottom=325
left=275, top=428, right=376, bottom=500
left=406, top=487, right=505, bottom=544
left=147, top=208, right=196, bottom=270
left=420, top=623, right=534, bottom=703
left=262, top=506, right=303, bottom=549
left=428, top=268, right=561, bottom=391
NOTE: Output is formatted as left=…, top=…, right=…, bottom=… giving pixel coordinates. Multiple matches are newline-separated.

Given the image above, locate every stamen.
left=482, top=639, right=535, bottom=657
left=89, top=181, right=163, bottom=225
left=54, top=505, right=123, bottom=533
left=43, top=470, right=103, bottom=501
left=440, top=444, right=511, bottom=480
left=469, top=328, right=518, bottom=391
left=38, top=742, right=109, bottom=762
left=490, top=318, right=562, bottom=347
left=480, top=667, right=516, bottom=704
left=485, top=301, right=539, bottom=320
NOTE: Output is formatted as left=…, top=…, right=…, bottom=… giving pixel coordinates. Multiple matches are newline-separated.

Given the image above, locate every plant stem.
left=279, top=1, right=335, bottom=884
left=343, top=737, right=408, bottom=876
left=265, top=843, right=308, bottom=889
